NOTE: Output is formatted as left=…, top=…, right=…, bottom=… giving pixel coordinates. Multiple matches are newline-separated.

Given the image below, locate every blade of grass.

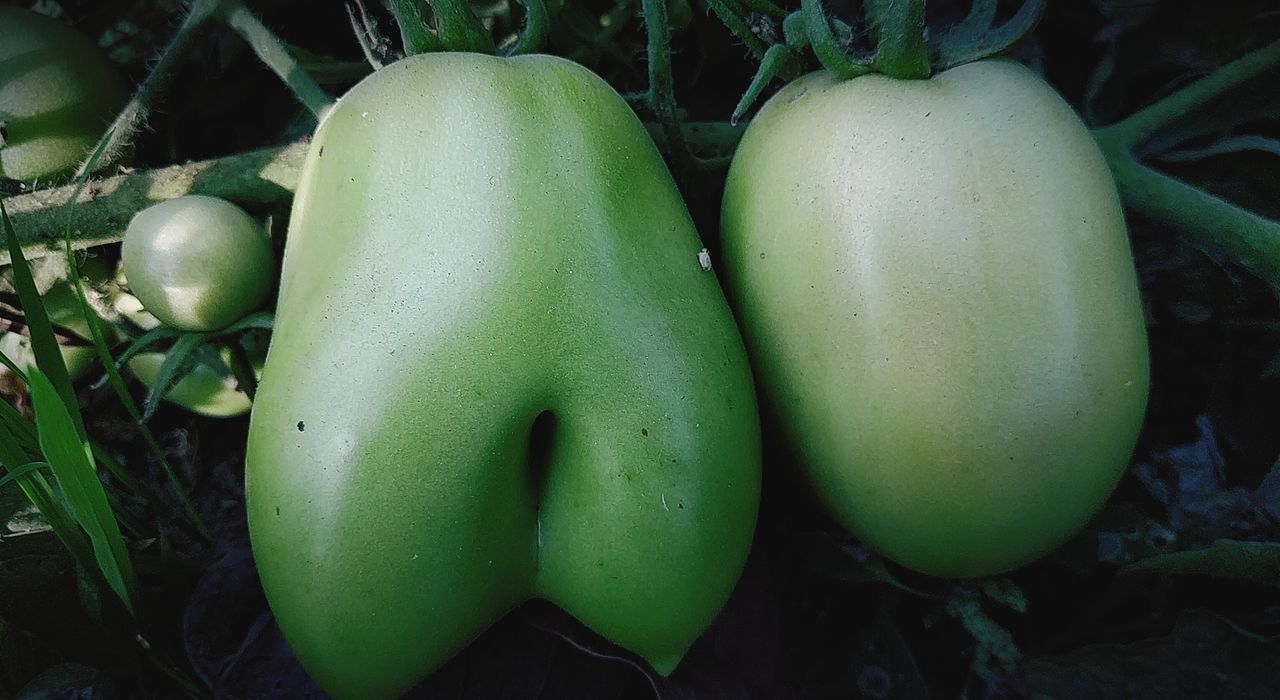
left=0, top=461, right=49, bottom=490
left=2, top=200, right=83, bottom=440
left=28, top=370, right=139, bottom=617
left=114, top=326, right=182, bottom=369
left=60, top=138, right=211, bottom=541
left=218, top=311, right=274, bottom=335
left=0, top=418, right=98, bottom=590
left=140, top=333, right=210, bottom=423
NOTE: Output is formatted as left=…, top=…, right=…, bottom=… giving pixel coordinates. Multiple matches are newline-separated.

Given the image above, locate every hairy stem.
left=74, top=0, right=225, bottom=178
left=1095, top=40, right=1280, bottom=150
left=220, top=1, right=335, bottom=120
left=3, top=143, right=307, bottom=265
left=704, top=0, right=770, bottom=59
left=866, top=0, right=930, bottom=79
left=7, top=121, right=741, bottom=264
left=430, top=0, right=496, bottom=53
left=387, top=0, right=442, bottom=54
left=643, top=0, right=697, bottom=180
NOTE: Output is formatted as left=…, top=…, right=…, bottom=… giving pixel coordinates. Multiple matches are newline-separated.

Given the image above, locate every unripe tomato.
left=0, top=7, right=128, bottom=182
left=126, top=348, right=259, bottom=418
left=121, top=196, right=276, bottom=332
left=721, top=60, right=1150, bottom=578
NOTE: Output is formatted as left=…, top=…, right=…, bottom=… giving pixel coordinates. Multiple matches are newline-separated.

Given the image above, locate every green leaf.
left=0, top=392, right=37, bottom=454
left=1, top=200, right=83, bottom=440
left=64, top=243, right=210, bottom=541
left=1120, top=540, right=1280, bottom=588
left=140, top=332, right=210, bottom=422
left=0, top=462, right=49, bottom=491
left=217, top=310, right=275, bottom=335
left=28, top=370, right=137, bottom=617
left=112, top=325, right=182, bottom=370
left=0, top=416, right=96, bottom=597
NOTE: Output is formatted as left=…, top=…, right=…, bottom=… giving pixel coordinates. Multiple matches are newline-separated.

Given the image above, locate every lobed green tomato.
left=0, top=7, right=127, bottom=182
left=721, top=60, right=1150, bottom=579
left=246, top=53, right=761, bottom=698
left=121, top=195, right=276, bottom=332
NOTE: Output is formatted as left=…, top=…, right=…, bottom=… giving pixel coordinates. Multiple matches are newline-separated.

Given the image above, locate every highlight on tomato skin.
left=121, top=195, right=276, bottom=333
left=0, top=7, right=128, bottom=183
left=720, top=59, right=1150, bottom=580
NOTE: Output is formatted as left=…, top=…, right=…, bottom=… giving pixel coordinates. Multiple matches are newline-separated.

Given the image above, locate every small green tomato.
left=0, top=7, right=128, bottom=182
left=121, top=195, right=275, bottom=332
left=126, top=348, right=260, bottom=418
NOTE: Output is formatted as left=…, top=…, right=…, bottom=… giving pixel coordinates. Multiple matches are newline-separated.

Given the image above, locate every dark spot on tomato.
left=641, top=428, right=649, bottom=437
left=318, top=146, right=324, bottom=157
left=276, top=507, right=280, bottom=516
left=297, top=421, right=305, bottom=432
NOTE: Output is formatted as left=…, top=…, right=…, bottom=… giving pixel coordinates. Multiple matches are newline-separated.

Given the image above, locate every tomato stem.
left=642, top=0, right=699, bottom=182
left=502, top=0, right=550, bottom=56
left=1094, top=40, right=1280, bottom=151
left=386, top=0, right=443, bottom=55
left=3, top=142, right=307, bottom=266
left=705, top=0, right=771, bottom=60
left=866, top=0, right=931, bottom=79
left=429, top=0, right=497, bottom=53
left=802, top=0, right=872, bottom=79
left=1101, top=148, right=1280, bottom=286
left=74, top=0, right=225, bottom=179
left=220, top=1, right=335, bottom=121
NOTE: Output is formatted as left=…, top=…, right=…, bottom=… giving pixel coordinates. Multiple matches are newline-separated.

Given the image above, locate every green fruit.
left=0, top=7, right=128, bottom=182
left=1, top=258, right=115, bottom=381
left=721, top=60, right=1149, bottom=578
left=246, top=53, right=761, bottom=698
left=121, top=195, right=275, bottom=332
left=126, top=349, right=257, bottom=418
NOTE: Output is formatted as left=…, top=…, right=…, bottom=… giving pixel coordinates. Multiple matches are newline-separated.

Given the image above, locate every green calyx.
left=381, top=0, right=549, bottom=57
left=731, top=0, right=1048, bottom=120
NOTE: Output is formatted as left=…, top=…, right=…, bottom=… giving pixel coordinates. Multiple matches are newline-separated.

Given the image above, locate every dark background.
left=1, top=0, right=1278, bottom=697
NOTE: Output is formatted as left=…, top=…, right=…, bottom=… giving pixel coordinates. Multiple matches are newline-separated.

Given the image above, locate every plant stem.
left=220, top=1, right=335, bottom=121
left=74, top=0, right=225, bottom=179
left=866, top=0, right=931, bottom=79
left=705, top=0, right=770, bottom=59
left=3, top=142, right=307, bottom=265
left=1103, top=149, right=1280, bottom=285
left=642, top=0, right=697, bottom=179
left=429, top=0, right=496, bottom=53
left=802, top=0, right=872, bottom=79
left=387, top=0, right=442, bottom=54
left=1094, top=39, right=1280, bottom=150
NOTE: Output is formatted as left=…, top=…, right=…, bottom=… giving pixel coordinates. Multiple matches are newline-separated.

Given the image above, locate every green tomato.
left=721, top=60, right=1149, bottom=579
left=0, top=7, right=127, bottom=182
left=246, top=53, right=761, bottom=698
left=121, top=195, right=276, bottom=332
left=126, top=349, right=256, bottom=418
left=1, top=258, right=115, bottom=381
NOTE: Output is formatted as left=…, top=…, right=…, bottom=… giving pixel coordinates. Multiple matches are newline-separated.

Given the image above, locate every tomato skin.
left=0, top=8, right=127, bottom=182
left=121, top=196, right=275, bottom=332
left=721, top=60, right=1149, bottom=578
left=246, top=53, right=760, bottom=698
